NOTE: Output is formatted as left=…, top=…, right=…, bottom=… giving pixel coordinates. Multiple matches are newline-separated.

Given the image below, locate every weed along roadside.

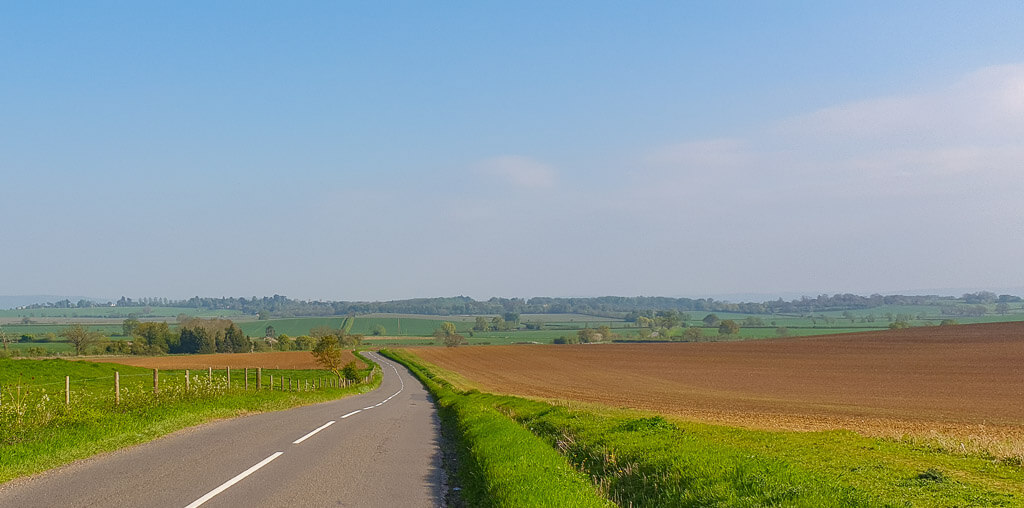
left=0, top=351, right=381, bottom=484
left=382, top=349, right=1024, bottom=507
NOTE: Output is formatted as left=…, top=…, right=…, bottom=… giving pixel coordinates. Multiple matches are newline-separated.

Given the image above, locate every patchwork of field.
left=85, top=350, right=362, bottom=370
left=407, top=322, right=1024, bottom=453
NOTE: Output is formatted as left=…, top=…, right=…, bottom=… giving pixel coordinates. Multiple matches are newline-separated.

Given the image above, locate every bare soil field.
left=407, top=322, right=1024, bottom=454
left=86, top=351, right=363, bottom=370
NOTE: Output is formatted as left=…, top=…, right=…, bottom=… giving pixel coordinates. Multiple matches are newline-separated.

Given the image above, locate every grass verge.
left=0, top=354, right=380, bottom=484
left=380, top=349, right=612, bottom=507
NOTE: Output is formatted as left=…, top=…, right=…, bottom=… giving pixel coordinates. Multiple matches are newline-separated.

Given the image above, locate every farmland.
left=386, top=345, right=1024, bottom=506
left=408, top=322, right=1024, bottom=456
left=84, top=350, right=363, bottom=370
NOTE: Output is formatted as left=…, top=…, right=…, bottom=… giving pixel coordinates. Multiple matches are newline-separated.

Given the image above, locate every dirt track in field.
left=87, top=351, right=363, bottom=370
left=407, top=322, right=1024, bottom=453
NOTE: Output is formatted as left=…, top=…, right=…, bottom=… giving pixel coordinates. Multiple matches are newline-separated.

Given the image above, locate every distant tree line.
left=18, top=291, right=1023, bottom=319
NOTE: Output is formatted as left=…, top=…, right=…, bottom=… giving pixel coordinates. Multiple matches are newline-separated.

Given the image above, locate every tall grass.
left=0, top=355, right=380, bottom=483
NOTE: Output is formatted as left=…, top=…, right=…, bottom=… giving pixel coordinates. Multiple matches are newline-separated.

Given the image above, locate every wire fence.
left=0, top=365, right=380, bottom=444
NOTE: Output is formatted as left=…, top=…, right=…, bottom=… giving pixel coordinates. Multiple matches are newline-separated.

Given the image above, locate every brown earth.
left=87, top=351, right=363, bottom=370
left=406, top=322, right=1024, bottom=456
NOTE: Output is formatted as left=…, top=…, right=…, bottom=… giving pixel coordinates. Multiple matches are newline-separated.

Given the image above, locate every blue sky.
left=2, top=2, right=1023, bottom=301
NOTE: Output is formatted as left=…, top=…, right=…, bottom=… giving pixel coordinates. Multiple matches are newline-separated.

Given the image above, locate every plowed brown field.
left=88, top=351, right=363, bottom=370
left=407, top=322, right=1024, bottom=451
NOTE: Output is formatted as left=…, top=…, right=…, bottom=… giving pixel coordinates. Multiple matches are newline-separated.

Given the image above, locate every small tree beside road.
left=312, top=336, right=344, bottom=376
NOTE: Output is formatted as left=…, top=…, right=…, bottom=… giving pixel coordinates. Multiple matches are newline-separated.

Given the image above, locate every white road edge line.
left=183, top=451, right=283, bottom=508
left=292, top=420, right=335, bottom=444
left=341, top=410, right=361, bottom=418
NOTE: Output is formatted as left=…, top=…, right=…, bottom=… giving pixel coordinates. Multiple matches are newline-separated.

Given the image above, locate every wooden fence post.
left=257, top=368, right=262, bottom=391
left=269, top=374, right=273, bottom=391
left=226, top=367, right=231, bottom=388
left=245, top=368, right=249, bottom=390
left=65, top=376, right=70, bottom=405
left=208, top=366, right=213, bottom=381
left=115, top=371, right=120, bottom=405
left=153, top=368, right=159, bottom=395
left=186, top=370, right=190, bottom=391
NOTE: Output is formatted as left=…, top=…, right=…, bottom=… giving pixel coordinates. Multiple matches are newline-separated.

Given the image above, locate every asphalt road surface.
left=0, top=352, right=443, bottom=508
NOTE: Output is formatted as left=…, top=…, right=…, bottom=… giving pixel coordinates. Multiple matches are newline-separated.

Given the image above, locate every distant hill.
left=0, top=295, right=103, bottom=310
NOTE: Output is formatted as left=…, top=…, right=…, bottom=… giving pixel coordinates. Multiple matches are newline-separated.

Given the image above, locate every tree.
left=578, top=327, right=611, bottom=343
left=122, top=318, right=141, bottom=337
left=224, top=324, right=251, bottom=353
left=473, top=316, right=489, bottom=332
left=503, top=312, right=520, bottom=327
left=310, top=326, right=334, bottom=339
left=342, top=361, right=361, bottom=381
left=295, top=335, right=315, bottom=350
left=718, top=320, right=740, bottom=335
left=133, top=322, right=174, bottom=354
left=682, top=327, right=703, bottom=341
left=995, top=302, right=1010, bottom=315
left=702, top=314, right=720, bottom=327
left=655, top=310, right=681, bottom=329
left=490, top=316, right=507, bottom=331
left=61, top=324, right=101, bottom=355
left=889, top=320, right=911, bottom=330
left=434, top=322, right=465, bottom=347
left=312, top=336, right=344, bottom=376
left=939, top=319, right=958, bottom=326
left=775, top=326, right=790, bottom=337
left=265, top=325, right=277, bottom=338
left=372, top=325, right=386, bottom=336
left=0, top=329, right=8, bottom=352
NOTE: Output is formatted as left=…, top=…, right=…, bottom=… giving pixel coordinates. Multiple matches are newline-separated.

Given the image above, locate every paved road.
left=0, top=352, right=443, bottom=508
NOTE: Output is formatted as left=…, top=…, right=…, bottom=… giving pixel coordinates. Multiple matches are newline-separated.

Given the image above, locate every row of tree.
left=20, top=292, right=1022, bottom=319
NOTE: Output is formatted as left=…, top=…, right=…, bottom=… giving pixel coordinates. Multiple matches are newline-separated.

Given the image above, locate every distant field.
left=0, top=306, right=245, bottom=319
left=407, top=322, right=1024, bottom=457
left=237, top=317, right=350, bottom=337
left=85, top=350, right=362, bottom=370
left=0, top=323, right=123, bottom=337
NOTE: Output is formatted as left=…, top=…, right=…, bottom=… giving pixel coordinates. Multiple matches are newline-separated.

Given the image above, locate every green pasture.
left=237, top=317, right=350, bottom=337
left=0, top=306, right=244, bottom=319
left=1, top=323, right=123, bottom=337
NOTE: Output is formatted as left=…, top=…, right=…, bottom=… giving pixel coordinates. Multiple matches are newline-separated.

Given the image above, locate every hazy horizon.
left=3, top=3, right=1022, bottom=301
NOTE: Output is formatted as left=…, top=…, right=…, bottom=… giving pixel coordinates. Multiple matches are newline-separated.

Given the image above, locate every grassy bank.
left=0, top=353, right=380, bottom=483
left=384, top=349, right=1024, bottom=507
left=380, top=350, right=611, bottom=507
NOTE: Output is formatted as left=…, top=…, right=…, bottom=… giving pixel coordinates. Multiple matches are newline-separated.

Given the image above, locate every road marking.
left=292, top=420, right=335, bottom=444
left=341, top=410, right=361, bottom=418
left=183, top=451, right=283, bottom=508
left=363, top=406, right=375, bottom=410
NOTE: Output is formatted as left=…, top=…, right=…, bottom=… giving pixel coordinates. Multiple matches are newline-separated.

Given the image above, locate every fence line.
left=1, top=365, right=379, bottom=408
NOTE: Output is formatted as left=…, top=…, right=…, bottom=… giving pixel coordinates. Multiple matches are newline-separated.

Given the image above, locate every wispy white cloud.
left=476, top=155, right=558, bottom=190
left=636, top=63, right=1024, bottom=203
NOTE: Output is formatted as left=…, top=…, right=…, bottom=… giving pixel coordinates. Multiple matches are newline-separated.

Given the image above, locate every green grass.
left=384, top=350, right=1024, bottom=507
left=0, top=355, right=380, bottom=484
left=0, top=323, right=124, bottom=337
left=236, top=317, right=351, bottom=337
left=0, top=306, right=244, bottom=319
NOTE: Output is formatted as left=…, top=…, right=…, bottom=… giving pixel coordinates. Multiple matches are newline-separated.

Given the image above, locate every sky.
left=2, top=1, right=1023, bottom=302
